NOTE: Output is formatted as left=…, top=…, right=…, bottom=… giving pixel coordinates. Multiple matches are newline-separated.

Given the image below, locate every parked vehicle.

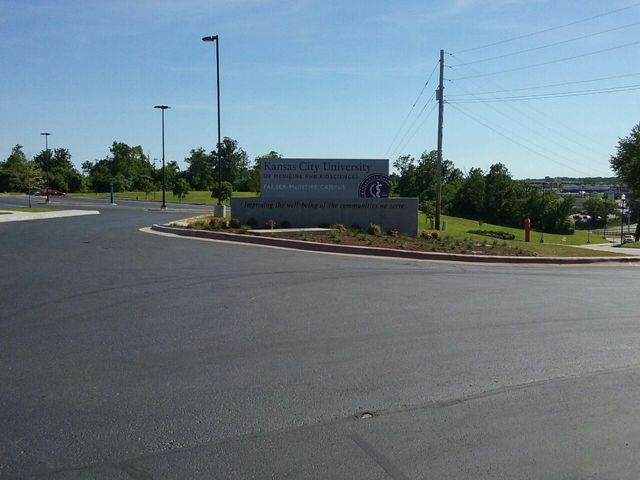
left=26, top=189, right=42, bottom=196
left=623, top=234, right=635, bottom=243
left=44, top=189, right=66, bottom=196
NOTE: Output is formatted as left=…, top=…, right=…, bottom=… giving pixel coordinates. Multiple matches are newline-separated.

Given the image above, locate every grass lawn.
left=416, top=214, right=623, bottom=257
left=67, top=190, right=258, bottom=205
left=419, top=214, right=608, bottom=245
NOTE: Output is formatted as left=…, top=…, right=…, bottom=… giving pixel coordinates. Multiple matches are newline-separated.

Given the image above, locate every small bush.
left=367, top=223, right=382, bottom=236
left=420, top=229, right=439, bottom=240
left=350, top=223, right=361, bottom=232
left=387, top=226, right=400, bottom=237
left=264, top=219, right=276, bottom=229
left=467, top=229, right=515, bottom=240
left=229, top=218, right=241, bottom=229
left=331, top=223, right=348, bottom=234
left=191, top=220, right=208, bottom=230
left=209, top=217, right=228, bottom=230
left=239, top=225, right=249, bottom=234
left=246, top=217, right=258, bottom=228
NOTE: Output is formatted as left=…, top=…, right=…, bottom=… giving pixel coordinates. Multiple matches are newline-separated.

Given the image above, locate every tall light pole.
left=202, top=34, right=222, bottom=205
left=154, top=105, right=170, bottom=209
left=40, top=132, right=51, bottom=204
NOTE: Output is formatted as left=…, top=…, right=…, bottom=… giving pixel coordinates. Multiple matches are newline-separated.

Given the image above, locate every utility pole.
left=435, top=49, right=445, bottom=231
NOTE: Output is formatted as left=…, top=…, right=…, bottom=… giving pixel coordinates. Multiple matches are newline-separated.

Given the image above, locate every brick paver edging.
left=151, top=224, right=640, bottom=265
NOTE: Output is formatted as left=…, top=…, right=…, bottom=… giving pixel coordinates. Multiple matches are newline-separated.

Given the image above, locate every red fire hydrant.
left=524, top=217, right=531, bottom=242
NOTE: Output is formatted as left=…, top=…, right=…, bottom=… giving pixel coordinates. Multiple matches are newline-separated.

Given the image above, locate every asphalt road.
left=2, top=196, right=640, bottom=479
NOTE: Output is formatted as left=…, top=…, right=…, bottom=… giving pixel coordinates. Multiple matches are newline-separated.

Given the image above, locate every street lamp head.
left=154, top=105, right=171, bottom=110
left=40, top=132, right=51, bottom=136
left=202, top=35, right=218, bottom=42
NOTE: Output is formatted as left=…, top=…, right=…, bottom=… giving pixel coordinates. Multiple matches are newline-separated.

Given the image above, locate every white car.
left=623, top=234, right=635, bottom=243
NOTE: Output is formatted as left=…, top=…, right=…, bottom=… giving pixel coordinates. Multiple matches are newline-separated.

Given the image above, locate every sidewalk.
left=570, top=241, right=640, bottom=256
left=0, top=210, right=99, bottom=223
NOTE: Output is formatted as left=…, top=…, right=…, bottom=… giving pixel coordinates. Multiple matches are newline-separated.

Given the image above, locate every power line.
left=445, top=78, right=604, bottom=164
left=453, top=1, right=640, bottom=54
left=452, top=41, right=640, bottom=80
left=394, top=102, right=438, bottom=158
left=446, top=78, right=600, bottom=169
left=388, top=93, right=436, bottom=160
left=446, top=57, right=610, bottom=154
left=447, top=84, right=640, bottom=103
left=448, top=102, right=592, bottom=175
left=454, top=21, right=640, bottom=66
left=384, top=61, right=439, bottom=157
left=445, top=72, right=640, bottom=97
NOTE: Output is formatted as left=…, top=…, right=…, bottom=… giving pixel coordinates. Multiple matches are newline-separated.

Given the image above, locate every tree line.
left=3, top=121, right=638, bottom=235
left=0, top=137, right=281, bottom=202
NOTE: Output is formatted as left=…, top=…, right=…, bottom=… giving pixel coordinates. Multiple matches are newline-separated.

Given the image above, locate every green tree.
left=452, top=168, right=486, bottom=220
left=1, top=145, right=34, bottom=191
left=185, top=148, right=214, bottom=190
left=250, top=150, right=282, bottom=193
left=484, top=163, right=519, bottom=226
left=87, top=142, right=155, bottom=193
left=212, top=180, right=233, bottom=204
left=610, top=122, right=640, bottom=240
left=138, top=175, right=156, bottom=200
left=214, top=137, right=250, bottom=189
left=394, top=151, right=462, bottom=214
left=172, top=178, right=190, bottom=203
left=582, top=195, right=618, bottom=229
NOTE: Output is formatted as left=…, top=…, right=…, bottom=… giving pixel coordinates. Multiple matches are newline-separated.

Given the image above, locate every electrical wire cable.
left=387, top=93, right=436, bottom=160
left=452, top=41, right=640, bottom=80
left=445, top=72, right=640, bottom=97
left=444, top=56, right=619, bottom=151
left=394, top=102, right=438, bottom=158
left=447, top=84, right=640, bottom=103
left=448, top=102, right=592, bottom=175
left=454, top=21, right=640, bottom=66
left=453, top=1, right=640, bottom=54
left=445, top=78, right=609, bottom=169
left=384, top=61, right=439, bottom=157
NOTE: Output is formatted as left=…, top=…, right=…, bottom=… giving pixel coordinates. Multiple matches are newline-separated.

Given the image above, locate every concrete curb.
left=150, top=224, right=640, bottom=265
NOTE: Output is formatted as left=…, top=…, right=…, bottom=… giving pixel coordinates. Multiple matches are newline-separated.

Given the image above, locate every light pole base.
left=213, top=204, right=227, bottom=217
left=161, top=204, right=167, bottom=210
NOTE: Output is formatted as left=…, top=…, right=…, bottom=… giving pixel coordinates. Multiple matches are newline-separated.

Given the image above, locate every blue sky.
left=1, top=0, right=639, bottom=179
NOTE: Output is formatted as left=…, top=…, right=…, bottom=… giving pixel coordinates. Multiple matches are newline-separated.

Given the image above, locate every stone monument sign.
left=230, top=158, right=417, bottom=235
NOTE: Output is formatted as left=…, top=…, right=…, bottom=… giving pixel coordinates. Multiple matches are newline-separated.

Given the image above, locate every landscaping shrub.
left=367, top=223, right=382, bottom=236
left=387, top=226, right=400, bottom=237
left=264, top=219, right=276, bottom=229
left=229, top=218, right=241, bottom=229
left=246, top=217, right=258, bottom=228
left=420, top=229, right=439, bottom=240
left=331, top=223, right=348, bottom=234
left=209, top=217, right=228, bottom=230
left=467, top=229, right=515, bottom=240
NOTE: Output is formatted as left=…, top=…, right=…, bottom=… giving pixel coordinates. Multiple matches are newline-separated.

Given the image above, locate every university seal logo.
left=358, top=174, right=390, bottom=198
